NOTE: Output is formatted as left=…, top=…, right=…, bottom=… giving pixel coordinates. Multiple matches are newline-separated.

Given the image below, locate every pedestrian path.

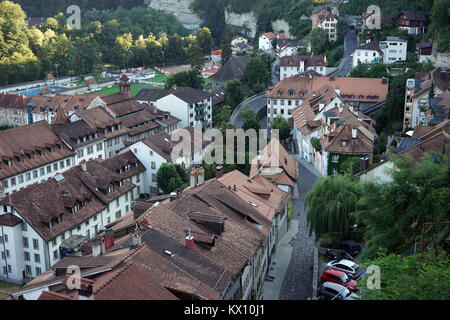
left=262, top=219, right=299, bottom=300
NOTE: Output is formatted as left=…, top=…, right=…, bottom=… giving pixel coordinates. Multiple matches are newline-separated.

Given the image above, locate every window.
left=33, top=238, right=39, bottom=250
left=52, top=239, right=57, bottom=246
left=40, top=168, right=45, bottom=176
left=33, top=170, right=38, bottom=179
left=22, top=222, right=27, bottom=231
left=66, top=159, right=71, bottom=167
left=125, top=205, right=129, bottom=213
left=53, top=250, right=58, bottom=260
left=151, top=161, right=156, bottom=169
left=96, top=143, right=103, bottom=152
left=115, top=211, right=121, bottom=219
left=149, top=150, right=153, bottom=156
left=53, top=163, right=58, bottom=171
left=26, top=172, right=31, bottom=181
left=341, top=140, right=347, bottom=147
left=47, top=165, right=52, bottom=174
left=60, top=161, right=64, bottom=169
left=23, top=237, right=29, bottom=248
left=18, top=175, right=24, bottom=184
left=152, top=174, right=157, bottom=182
left=77, top=149, right=84, bottom=158
left=3, top=234, right=7, bottom=243
left=87, top=146, right=94, bottom=155
left=86, top=229, right=90, bottom=238
left=116, top=198, right=119, bottom=207
left=332, top=155, right=339, bottom=163
left=136, top=174, right=140, bottom=183
left=11, top=177, right=16, bottom=186
left=24, top=251, right=30, bottom=261
left=2, top=266, right=6, bottom=275
left=34, top=254, right=40, bottom=263
left=1, top=180, right=7, bottom=188
left=107, top=217, right=111, bottom=224
left=36, top=267, right=41, bottom=276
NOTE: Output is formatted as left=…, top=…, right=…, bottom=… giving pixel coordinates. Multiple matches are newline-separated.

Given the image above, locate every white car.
left=319, top=282, right=360, bottom=300
left=326, top=259, right=362, bottom=279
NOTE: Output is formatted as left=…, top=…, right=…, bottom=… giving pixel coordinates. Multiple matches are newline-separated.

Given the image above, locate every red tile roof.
left=94, top=263, right=179, bottom=300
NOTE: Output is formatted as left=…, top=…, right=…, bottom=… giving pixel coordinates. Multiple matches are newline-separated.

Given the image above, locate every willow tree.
left=304, top=175, right=360, bottom=238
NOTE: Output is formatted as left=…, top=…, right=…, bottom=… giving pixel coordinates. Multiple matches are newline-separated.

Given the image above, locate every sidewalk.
left=262, top=183, right=300, bottom=300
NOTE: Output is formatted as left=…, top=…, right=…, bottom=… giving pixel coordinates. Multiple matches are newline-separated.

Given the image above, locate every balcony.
left=195, top=114, right=205, bottom=121
left=195, top=103, right=207, bottom=112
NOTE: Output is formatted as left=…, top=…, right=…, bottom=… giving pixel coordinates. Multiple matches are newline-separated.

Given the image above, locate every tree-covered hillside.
left=11, top=0, right=143, bottom=17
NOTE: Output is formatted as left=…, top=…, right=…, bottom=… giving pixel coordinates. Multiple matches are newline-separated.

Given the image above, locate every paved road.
left=230, top=94, right=267, bottom=128
left=329, top=30, right=359, bottom=77
left=279, top=157, right=319, bottom=300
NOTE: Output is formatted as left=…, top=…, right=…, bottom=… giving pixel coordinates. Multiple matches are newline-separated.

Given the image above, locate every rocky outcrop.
left=271, top=19, right=292, bottom=38
left=225, top=8, right=258, bottom=38
left=145, top=0, right=202, bottom=30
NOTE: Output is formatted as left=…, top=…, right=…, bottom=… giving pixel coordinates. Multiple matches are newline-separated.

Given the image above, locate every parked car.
left=340, top=240, right=363, bottom=257
left=321, top=268, right=358, bottom=292
left=318, top=282, right=360, bottom=300
left=326, top=259, right=362, bottom=279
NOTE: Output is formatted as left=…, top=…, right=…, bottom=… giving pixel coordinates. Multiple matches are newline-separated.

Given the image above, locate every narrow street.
left=278, top=157, right=319, bottom=300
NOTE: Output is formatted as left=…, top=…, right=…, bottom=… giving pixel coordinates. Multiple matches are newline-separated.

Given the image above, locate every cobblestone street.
left=279, top=158, right=318, bottom=300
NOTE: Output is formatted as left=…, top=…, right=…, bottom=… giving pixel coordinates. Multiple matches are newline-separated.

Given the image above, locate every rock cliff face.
left=225, top=8, right=258, bottom=38
left=271, top=19, right=292, bottom=38
left=145, top=0, right=202, bottom=30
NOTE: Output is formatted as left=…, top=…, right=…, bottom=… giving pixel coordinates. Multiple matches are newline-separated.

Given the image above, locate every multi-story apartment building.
left=380, top=37, right=408, bottom=63
left=403, top=68, right=450, bottom=130
left=0, top=155, right=144, bottom=283
left=311, top=6, right=338, bottom=42
left=0, top=121, right=75, bottom=198
left=0, top=94, right=28, bottom=128
left=351, top=41, right=381, bottom=66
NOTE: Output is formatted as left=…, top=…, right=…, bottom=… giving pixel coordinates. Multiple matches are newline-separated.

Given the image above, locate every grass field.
left=0, top=281, right=20, bottom=300
left=96, top=83, right=165, bottom=95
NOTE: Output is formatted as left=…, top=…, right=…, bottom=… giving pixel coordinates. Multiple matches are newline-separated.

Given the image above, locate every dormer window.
left=30, top=152, right=35, bottom=159
left=49, top=146, right=54, bottom=153
left=7, top=159, right=12, bottom=166
left=107, top=185, right=114, bottom=194
left=341, top=140, right=348, bottom=147
left=72, top=203, right=81, bottom=214
left=18, top=156, right=24, bottom=163
left=119, top=180, right=123, bottom=187
left=38, top=149, right=43, bottom=156
left=57, top=216, right=62, bottom=223
left=288, top=89, right=294, bottom=96
left=49, top=221, right=53, bottom=229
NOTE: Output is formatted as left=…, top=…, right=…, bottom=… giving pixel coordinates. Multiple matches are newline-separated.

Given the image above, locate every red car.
left=321, top=268, right=358, bottom=292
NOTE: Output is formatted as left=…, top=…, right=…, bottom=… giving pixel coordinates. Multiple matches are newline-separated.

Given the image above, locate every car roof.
left=322, top=282, right=347, bottom=291
left=338, top=259, right=357, bottom=268
left=325, top=268, right=346, bottom=277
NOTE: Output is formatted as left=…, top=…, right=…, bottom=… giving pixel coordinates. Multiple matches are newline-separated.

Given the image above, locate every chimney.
left=352, top=128, right=357, bottom=139
left=189, top=167, right=198, bottom=187
left=215, top=165, right=223, bottom=178
left=233, top=184, right=237, bottom=191
left=169, top=192, right=177, bottom=201
left=104, top=229, right=114, bottom=251
left=132, top=231, right=141, bottom=246
left=360, top=156, right=369, bottom=172
left=77, top=278, right=95, bottom=300
left=197, top=167, right=205, bottom=186
left=80, top=160, right=87, bottom=172
left=185, top=235, right=195, bottom=250
left=92, top=236, right=105, bottom=257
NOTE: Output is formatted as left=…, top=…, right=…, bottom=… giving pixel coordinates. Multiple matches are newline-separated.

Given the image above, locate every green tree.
left=220, top=24, right=232, bottom=63
left=355, top=151, right=450, bottom=259
left=339, top=157, right=361, bottom=176
left=239, top=105, right=260, bottom=131
left=359, top=249, right=450, bottom=300
left=428, top=82, right=435, bottom=98
left=156, top=163, right=189, bottom=194
left=213, top=105, right=232, bottom=126
left=270, top=115, right=291, bottom=142
left=197, top=27, right=213, bottom=56
left=242, top=56, right=271, bottom=94
left=165, top=70, right=203, bottom=90
left=188, top=41, right=204, bottom=73
left=224, top=80, right=244, bottom=109
left=304, top=175, right=360, bottom=238
left=308, top=27, right=329, bottom=54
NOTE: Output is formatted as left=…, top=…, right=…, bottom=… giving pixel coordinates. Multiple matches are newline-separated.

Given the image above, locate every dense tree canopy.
left=156, top=163, right=189, bottom=194
left=242, top=56, right=271, bottom=95
left=359, top=249, right=450, bottom=300
left=270, top=115, right=291, bottom=142
left=224, top=80, right=244, bottom=110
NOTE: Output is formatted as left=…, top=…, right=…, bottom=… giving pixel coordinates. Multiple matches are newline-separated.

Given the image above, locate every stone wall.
left=271, top=19, right=292, bottom=38
left=431, top=43, right=450, bottom=68
left=145, top=0, right=202, bottom=30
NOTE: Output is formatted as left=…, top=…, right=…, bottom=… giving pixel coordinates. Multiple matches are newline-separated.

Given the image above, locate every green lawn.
left=96, top=83, right=164, bottom=95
